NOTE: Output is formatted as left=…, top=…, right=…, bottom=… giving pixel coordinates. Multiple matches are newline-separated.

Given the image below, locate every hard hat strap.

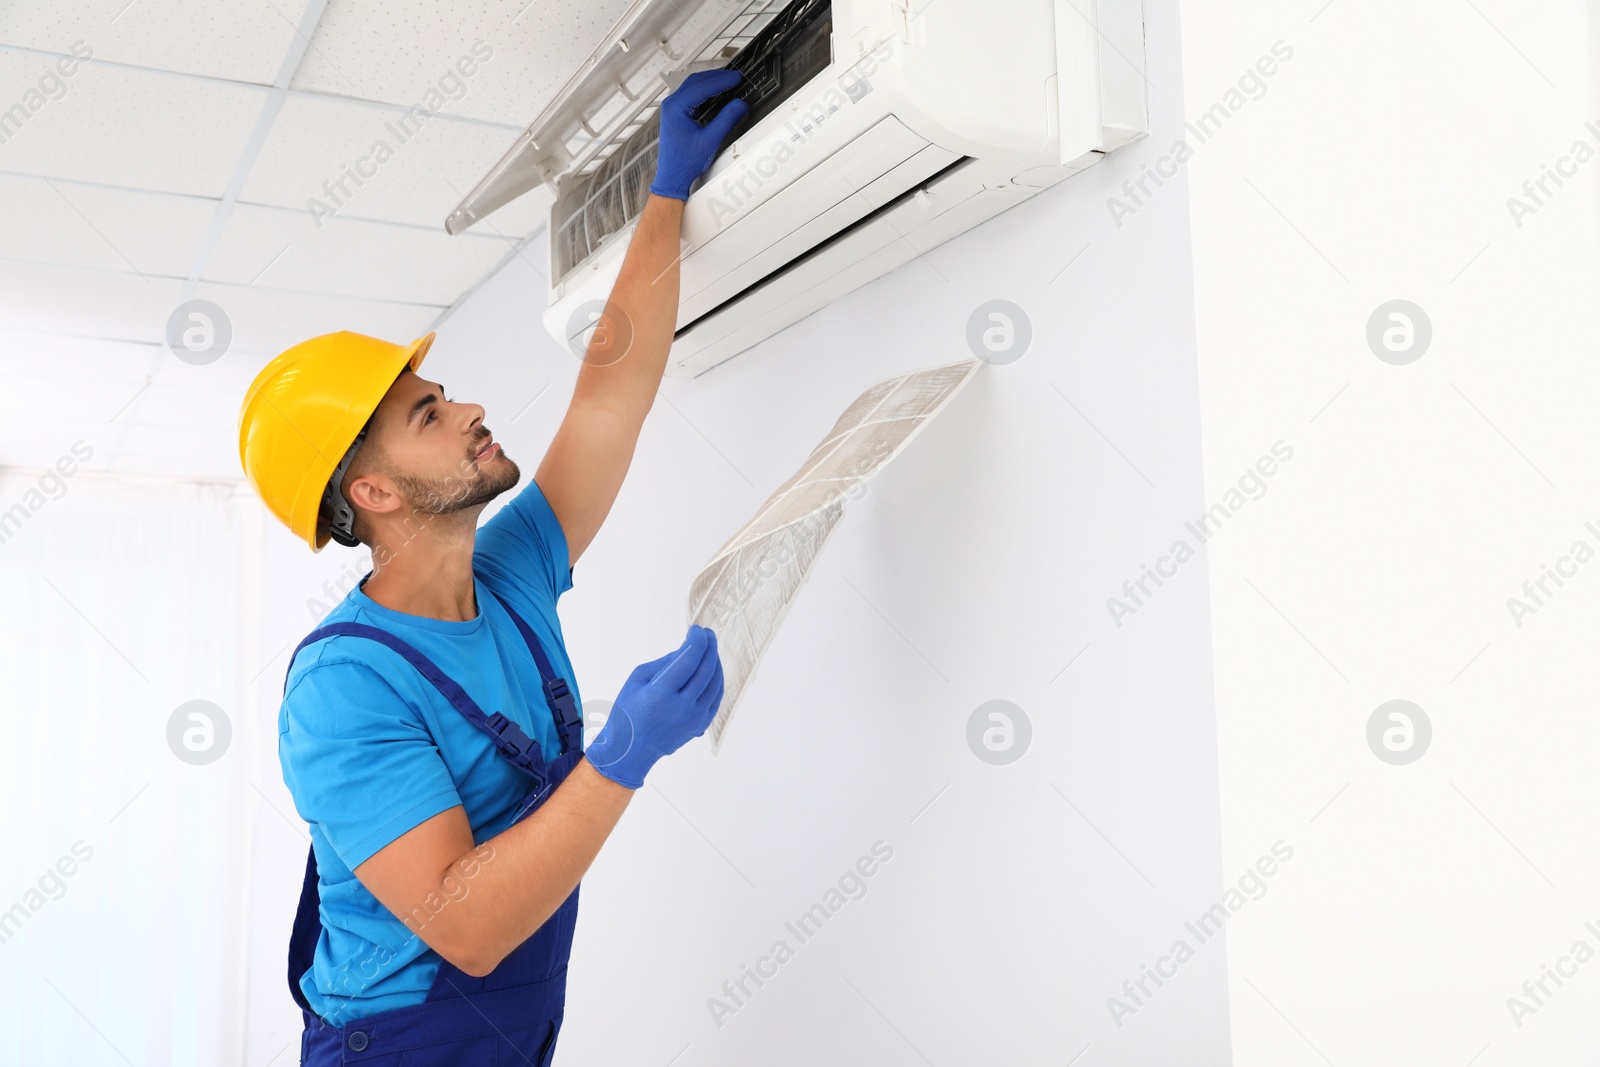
left=323, top=424, right=369, bottom=548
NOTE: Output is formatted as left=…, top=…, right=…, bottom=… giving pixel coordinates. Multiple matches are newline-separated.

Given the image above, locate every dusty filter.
left=689, top=359, right=980, bottom=750
left=551, top=0, right=834, bottom=284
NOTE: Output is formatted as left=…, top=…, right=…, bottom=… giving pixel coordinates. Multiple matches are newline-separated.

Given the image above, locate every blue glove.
left=586, top=625, right=725, bottom=789
left=649, top=69, right=751, bottom=201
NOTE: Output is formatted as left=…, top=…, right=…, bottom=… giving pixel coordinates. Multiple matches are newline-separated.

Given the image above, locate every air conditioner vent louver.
left=553, top=0, right=833, bottom=283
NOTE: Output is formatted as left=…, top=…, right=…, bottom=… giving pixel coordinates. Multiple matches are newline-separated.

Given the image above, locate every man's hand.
left=650, top=69, right=750, bottom=201
left=586, top=625, right=725, bottom=789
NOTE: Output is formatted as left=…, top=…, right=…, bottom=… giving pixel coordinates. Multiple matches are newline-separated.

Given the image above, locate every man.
left=236, top=69, right=750, bottom=1066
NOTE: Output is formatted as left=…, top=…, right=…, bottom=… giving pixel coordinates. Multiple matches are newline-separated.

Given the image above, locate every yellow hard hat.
left=238, top=330, right=435, bottom=552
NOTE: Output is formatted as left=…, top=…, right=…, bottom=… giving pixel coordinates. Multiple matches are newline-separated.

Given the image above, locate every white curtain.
left=0, top=470, right=266, bottom=1066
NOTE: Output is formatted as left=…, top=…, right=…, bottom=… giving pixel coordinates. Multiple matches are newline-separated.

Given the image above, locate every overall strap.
left=288, top=622, right=553, bottom=779
left=490, top=592, right=584, bottom=756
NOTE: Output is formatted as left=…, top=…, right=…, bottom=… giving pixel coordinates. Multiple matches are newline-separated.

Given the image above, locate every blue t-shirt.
left=278, top=477, right=581, bottom=1025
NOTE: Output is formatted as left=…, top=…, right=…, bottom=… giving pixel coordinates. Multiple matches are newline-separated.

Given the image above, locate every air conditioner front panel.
left=668, top=171, right=998, bottom=376
left=678, top=117, right=960, bottom=322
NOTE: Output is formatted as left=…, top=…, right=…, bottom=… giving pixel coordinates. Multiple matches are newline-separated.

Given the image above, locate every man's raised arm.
left=535, top=69, right=749, bottom=566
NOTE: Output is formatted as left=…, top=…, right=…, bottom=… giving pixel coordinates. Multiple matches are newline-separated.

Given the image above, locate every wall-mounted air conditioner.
left=446, top=0, right=1147, bottom=377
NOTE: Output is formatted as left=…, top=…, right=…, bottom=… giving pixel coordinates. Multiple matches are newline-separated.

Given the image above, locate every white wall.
left=240, top=0, right=1235, bottom=1062
left=1179, top=1, right=1600, bottom=1064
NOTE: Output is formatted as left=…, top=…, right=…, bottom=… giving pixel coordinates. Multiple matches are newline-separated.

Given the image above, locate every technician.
left=236, top=70, right=750, bottom=1066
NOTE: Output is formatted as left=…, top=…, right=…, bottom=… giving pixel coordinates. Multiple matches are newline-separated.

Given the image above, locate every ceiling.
left=0, top=0, right=635, bottom=480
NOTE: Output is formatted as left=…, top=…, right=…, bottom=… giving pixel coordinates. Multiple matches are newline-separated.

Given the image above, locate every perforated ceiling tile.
left=238, top=93, right=547, bottom=234
left=289, top=0, right=637, bottom=125
left=0, top=53, right=264, bottom=197
left=0, top=174, right=217, bottom=277
left=205, top=204, right=513, bottom=305
left=0, top=0, right=316, bottom=84
left=0, top=262, right=184, bottom=342
left=188, top=281, right=440, bottom=359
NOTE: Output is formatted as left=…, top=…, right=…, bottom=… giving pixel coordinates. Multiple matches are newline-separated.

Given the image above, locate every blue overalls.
left=280, top=588, right=586, bottom=1066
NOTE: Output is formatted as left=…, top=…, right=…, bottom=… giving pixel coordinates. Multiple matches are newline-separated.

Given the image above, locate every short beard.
left=391, top=453, right=521, bottom=519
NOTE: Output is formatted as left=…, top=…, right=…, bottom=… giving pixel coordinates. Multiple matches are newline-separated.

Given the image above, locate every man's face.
left=357, top=369, right=520, bottom=520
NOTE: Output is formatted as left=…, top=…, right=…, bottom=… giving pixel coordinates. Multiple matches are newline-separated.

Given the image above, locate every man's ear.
left=345, top=470, right=401, bottom=519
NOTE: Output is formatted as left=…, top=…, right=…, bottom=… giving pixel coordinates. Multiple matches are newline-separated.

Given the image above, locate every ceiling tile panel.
left=0, top=174, right=217, bottom=276
left=0, top=262, right=184, bottom=342
left=0, top=53, right=264, bottom=196
left=0, top=1, right=315, bottom=84
left=206, top=203, right=516, bottom=304
left=290, top=0, right=636, bottom=124
left=238, top=93, right=549, bottom=234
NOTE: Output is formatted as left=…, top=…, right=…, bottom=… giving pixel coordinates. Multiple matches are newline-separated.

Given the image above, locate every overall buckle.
left=485, top=711, right=543, bottom=776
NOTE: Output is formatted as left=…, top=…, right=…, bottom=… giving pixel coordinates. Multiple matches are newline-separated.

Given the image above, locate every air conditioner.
left=446, top=0, right=1147, bottom=377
